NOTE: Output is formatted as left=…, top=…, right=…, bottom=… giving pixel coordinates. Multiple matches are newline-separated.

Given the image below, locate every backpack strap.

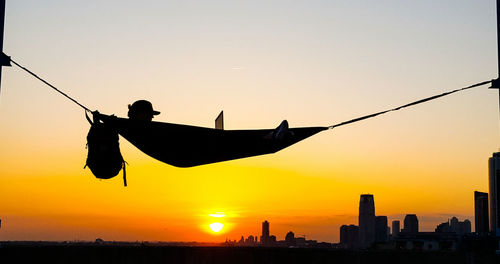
left=122, top=161, right=127, bottom=187
left=85, top=111, right=93, bottom=125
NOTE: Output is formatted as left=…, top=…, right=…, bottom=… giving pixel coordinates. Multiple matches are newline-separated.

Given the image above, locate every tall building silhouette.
left=340, top=225, right=359, bottom=249
left=489, top=152, right=500, bottom=236
left=375, top=216, right=388, bottom=243
left=474, top=191, right=489, bottom=234
left=402, top=214, right=418, bottom=233
left=392, top=220, right=400, bottom=237
left=261, top=220, right=270, bottom=245
left=359, top=194, right=375, bottom=248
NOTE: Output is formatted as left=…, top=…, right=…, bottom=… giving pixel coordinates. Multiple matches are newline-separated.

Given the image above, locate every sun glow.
left=209, top=222, right=224, bottom=232
left=208, top=212, right=226, bottom=218
left=206, top=212, right=226, bottom=233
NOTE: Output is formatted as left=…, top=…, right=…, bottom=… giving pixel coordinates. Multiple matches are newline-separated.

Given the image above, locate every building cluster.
left=340, top=194, right=473, bottom=251
left=464, top=152, right=500, bottom=239
left=226, top=152, right=500, bottom=251
left=226, top=220, right=332, bottom=248
left=337, top=150, right=500, bottom=251
left=435, top=217, right=471, bottom=235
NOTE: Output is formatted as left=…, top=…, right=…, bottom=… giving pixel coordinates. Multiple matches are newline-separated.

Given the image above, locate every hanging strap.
left=328, top=80, right=493, bottom=129
left=122, top=161, right=127, bottom=187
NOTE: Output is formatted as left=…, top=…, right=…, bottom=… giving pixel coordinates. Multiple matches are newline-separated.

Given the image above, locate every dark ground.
left=1, top=243, right=499, bottom=264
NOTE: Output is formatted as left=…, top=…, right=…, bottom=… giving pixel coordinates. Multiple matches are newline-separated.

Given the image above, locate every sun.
left=209, top=222, right=224, bottom=233
left=206, top=212, right=226, bottom=233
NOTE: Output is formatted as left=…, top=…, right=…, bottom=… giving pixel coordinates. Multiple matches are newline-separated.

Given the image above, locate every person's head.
left=127, top=100, right=160, bottom=121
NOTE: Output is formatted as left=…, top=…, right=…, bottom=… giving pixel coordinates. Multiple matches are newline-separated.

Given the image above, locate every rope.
left=10, top=58, right=92, bottom=112
left=6, top=56, right=494, bottom=131
left=328, top=80, right=493, bottom=129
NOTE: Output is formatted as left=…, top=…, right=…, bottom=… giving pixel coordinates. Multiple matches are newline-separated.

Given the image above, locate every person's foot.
left=274, top=120, right=290, bottom=140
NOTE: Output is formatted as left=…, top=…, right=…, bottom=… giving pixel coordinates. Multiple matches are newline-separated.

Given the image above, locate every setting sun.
left=209, top=222, right=224, bottom=233
left=207, top=212, right=226, bottom=233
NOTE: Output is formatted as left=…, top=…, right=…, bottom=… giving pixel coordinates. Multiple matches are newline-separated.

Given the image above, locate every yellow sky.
left=0, top=0, right=498, bottom=242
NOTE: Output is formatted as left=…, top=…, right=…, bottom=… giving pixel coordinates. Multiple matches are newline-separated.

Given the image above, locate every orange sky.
left=0, top=0, right=498, bottom=243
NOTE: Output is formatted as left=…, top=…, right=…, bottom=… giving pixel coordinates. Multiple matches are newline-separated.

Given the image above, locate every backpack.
left=84, top=113, right=127, bottom=186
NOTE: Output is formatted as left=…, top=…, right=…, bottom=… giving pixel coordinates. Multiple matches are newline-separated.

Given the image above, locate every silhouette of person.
left=127, top=100, right=160, bottom=121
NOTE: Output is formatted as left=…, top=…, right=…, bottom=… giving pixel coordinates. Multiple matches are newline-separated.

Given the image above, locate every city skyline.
left=339, top=194, right=478, bottom=250
left=0, top=191, right=481, bottom=243
left=225, top=193, right=479, bottom=244
left=0, top=0, right=497, bottom=243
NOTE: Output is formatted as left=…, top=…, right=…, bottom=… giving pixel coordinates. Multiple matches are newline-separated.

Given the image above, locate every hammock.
left=95, top=113, right=327, bottom=167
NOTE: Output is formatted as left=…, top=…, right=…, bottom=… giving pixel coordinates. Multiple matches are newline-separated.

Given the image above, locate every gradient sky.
left=0, top=0, right=498, bottom=243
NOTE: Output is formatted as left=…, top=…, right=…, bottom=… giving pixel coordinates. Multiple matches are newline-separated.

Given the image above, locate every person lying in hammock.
left=126, top=99, right=292, bottom=139
left=85, top=97, right=326, bottom=173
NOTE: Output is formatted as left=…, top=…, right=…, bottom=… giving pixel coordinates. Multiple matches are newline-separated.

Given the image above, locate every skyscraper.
left=402, top=214, right=418, bottom=233
left=359, top=194, right=375, bottom=248
left=489, top=152, right=500, bottom=236
left=375, top=216, right=388, bottom=243
left=261, top=220, right=270, bottom=245
left=392, top=220, right=400, bottom=237
left=340, top=225, right=359, bottom=249
left=474, top=191, right=489, bottom=234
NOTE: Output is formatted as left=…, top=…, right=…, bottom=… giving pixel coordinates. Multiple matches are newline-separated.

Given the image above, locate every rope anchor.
left=0, top=52, right=10, bottom=66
